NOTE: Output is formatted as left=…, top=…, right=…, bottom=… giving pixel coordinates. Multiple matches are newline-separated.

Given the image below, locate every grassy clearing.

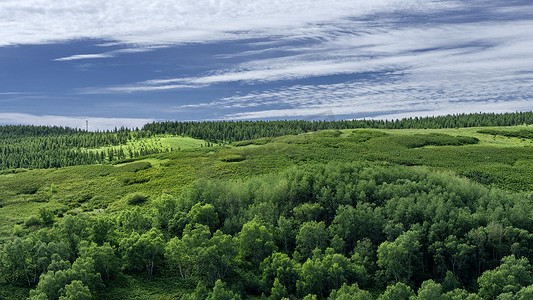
left=365, top=125, right=533, bottom=147
left=159, top=135, right=207, bottom=149
left=84, top=134, right=207, bottom=162
left=85, top=134, right=205, bottom=152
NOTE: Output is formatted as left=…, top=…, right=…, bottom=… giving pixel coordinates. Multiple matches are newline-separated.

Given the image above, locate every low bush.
left=24, top=215, right=41, bottom=227
left=125, top=192, right=148, bottom=205
left=392, top=133, right=479, bottom=148
left=219, top=154, right=245, bottom=162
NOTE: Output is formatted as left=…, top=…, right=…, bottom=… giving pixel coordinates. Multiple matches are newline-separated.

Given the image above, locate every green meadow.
left=1, top=126, right=531, bottom=241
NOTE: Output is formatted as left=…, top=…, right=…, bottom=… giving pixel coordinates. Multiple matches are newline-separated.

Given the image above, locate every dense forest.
left=0, top=112, right=532, bottom=299
left=1, top=163, right=532, bottom=299
left=0, top=127, right=163, bottom=170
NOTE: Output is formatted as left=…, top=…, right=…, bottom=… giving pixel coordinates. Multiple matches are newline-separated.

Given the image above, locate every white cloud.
left=0, top=0, right=457, bottom=46
left=194, top=66, right=533, bottom=120
left=82, top=84, right=200, bottom=94
left=222, top=98, right=533, bottom=121
left=370, top=100, right=533, bottom=121
left=0, top=113, right=155, bottom=131
left=54, top=53, right=114, bottom=61
left=96, top=8, right=533, bottom=119
left=54, top=46, right=165, bottom=61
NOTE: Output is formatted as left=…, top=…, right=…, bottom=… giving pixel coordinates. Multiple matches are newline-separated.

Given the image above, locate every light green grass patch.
left=84, top=134, right=206, bottom=157
left=341, top=125, right=533, bottom=147
left=160, top=135, right=206, bottom=149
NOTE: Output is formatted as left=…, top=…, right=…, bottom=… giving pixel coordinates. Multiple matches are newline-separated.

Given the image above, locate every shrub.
left=115, top=161, right=151, bottom=172
left=122, top=177, right=150, bottom=186
left=12, top=224, right=24, bottom=236
left=233, top=138, right=272, bottom=147
left=125, top=193, right=148, bottom=205
left=24, top=215, right=42, bottom=227
left=39, top=208, right=55, bottom=225
left=219, top=154, right=245, bottom=162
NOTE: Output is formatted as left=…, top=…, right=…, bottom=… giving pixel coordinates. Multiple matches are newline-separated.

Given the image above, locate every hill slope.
left=0, top=122, right=532, bottom=299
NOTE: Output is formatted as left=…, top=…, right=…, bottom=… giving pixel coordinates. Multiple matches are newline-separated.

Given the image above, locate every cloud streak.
left=178, top=64, right=533, bottom=120
left=54, top=46, right=165, bottom=61
left=0, top=0, right=455, bottom=46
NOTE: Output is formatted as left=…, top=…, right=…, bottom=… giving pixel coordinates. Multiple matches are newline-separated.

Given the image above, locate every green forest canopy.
left=2, top=162, right=532, bottom=299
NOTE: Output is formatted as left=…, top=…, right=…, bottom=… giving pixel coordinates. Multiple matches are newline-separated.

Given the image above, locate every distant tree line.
left=0, top=125, right=150, bottom=144
left=143, top=112, right=533, bottom=143
left=0, top=112, right=531, bottom=170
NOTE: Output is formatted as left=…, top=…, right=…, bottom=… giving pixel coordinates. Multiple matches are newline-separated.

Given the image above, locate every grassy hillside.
left=84, top=134, right=207, bottom=155
left=1, top=126, right=531, bottom=239
left=0, top=125, right=532, bottom=299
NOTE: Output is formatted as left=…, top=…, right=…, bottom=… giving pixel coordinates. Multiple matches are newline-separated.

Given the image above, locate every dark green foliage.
left=125, top=192, right=148, bottom=205
left=39, top=208, right=55, bottom=226
left=114, top=161, right=151, bottom=173
left=78, top=241, right=118, bottom=281
left=232, top=137, right=272, bottom=147
left=119, top=228, right=165, bottom=275
left=0, top=126, right=161, bottom=170
left=208, top=279, right=242, bottom=300
left=328, top=283, right=372, bottom=299
left=377, top=230, right=422, bottom=283
left=118, top=207, right=153, bottom=233
left=378, top=282, right=415, bottom=299
left=2, top=161, right=533, bottom=299
left=59, top=280, right=91, bottom=300
left=165, top=224, right=238, bottom=286
left=271, top=277, right=289, bottom=300
left=187, top=203, right=219, bottom=231
left=477, top=255, right=533, bottom=299
left=24, top=215, right=42, bottom=227
left=153, top=194, right=178, bottom=230
left=219, top=154, right=245, bottom=162
left=478, top=128, right=533, bottom=140
left=239, top=219, right=277, bottom=266
left=390, top=133, right=478, bottom=148
left=261, top=252, right=300, bottom=295
left=296, top=221, right=328, bottom=258
left=26, top=252, right=102, bottom=299
left=415, top=279, right=443, bottom=299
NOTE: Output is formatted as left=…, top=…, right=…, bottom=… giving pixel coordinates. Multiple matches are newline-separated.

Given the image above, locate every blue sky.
left=1, top=0, right=532, bottom=130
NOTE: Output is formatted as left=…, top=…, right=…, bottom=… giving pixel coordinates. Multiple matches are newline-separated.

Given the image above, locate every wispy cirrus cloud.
left=216, top=80, right=533, bottom=120
left=54, top=53, right=114, bottom=62
left=54, top=46, right=166, bottom=61
left=0, top=0, right=456, bottom=46
left=92, top=14, right=533, bottom=120
left=173, top=61, right=533, bottom=120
